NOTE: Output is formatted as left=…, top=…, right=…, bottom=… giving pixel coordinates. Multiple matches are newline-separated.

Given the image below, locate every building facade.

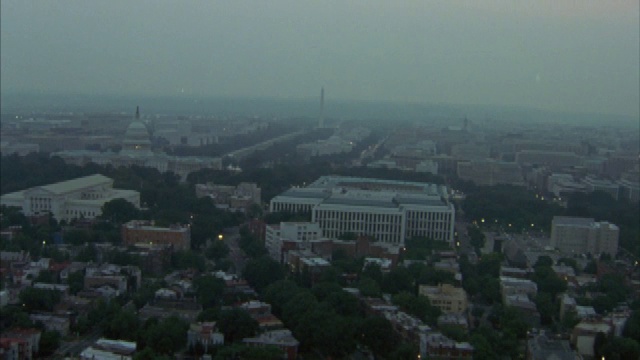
left=550, top=216, right=619, bottom=256
left=269, top=176, right=455, bottom=245
left=265, top=222, right=324, bottom=263
left=0, top=174, right=140, bottom=222
left=122, top=220, right=191, bottom=251
left=419, top=284, right=468, bottom=314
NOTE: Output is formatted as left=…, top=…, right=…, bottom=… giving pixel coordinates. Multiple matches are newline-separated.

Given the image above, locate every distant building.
left=187, top=322, right=224, bottom=353
left=456, top=159, right=524, bottom=186
left=500, top=276, right=538, bottom=301
left=265, top=222, right=324, bottom=263
left=550, top=216, right=619, bottom=256
left=79, top=338, right=136, bottom=360
left=122, top=220, right=191, bottom=251
left=420, top=331, right=474, bottom=360
left=515, top=150, right=583, bottom=169
left=243, top=329, right=299, bottom=360
left=583, top=176, right=620, bottom=200
left=195, top=182, right=261, bottom=212
left=270, top=176, right=455, bottom=245
left=0, top=174, right=140, bottom=222
left=53, top=108, right=222, bottom=180
left=571, top=320, right=613, bottom=359
left=419, top=284, right=468, bottom=314
left=527, top=332, right=578, bottom=360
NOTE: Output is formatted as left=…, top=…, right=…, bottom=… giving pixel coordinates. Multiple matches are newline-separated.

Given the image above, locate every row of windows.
left=65, top=209, right=98, bottom=217
left=271, top=202, right=314, bottom=213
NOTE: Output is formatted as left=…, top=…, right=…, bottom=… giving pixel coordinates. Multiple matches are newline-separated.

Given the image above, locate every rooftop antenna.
left=135, top=106, right=140, bottom=120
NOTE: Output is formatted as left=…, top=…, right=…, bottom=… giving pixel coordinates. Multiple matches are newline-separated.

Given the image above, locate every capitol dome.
left=120, top=108, right=153, bottom=156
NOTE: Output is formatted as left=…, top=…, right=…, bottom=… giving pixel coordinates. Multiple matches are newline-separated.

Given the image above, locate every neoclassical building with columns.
left=0, top=174, right=140, bottom=222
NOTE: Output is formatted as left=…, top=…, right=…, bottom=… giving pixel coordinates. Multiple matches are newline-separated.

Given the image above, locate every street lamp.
left=218, top=234, right=224, bottom=241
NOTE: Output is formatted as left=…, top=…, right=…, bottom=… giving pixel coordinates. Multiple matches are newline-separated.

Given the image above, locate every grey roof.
left=322, top=197, right=398, bottom=208
left=38, top=174, right=112, bottom=195
left=552, top=216, right=594, bottom=226
left=528, top=334, right=575, bottom=360
left=279, top=189, right=328, bottom=199
left=396, top=196, right=445, bottom=207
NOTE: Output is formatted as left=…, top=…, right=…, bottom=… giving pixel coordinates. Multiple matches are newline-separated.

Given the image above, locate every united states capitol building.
left=269, top=176, right=456, bottom=245
left=53, top=107, right=221, bottom=179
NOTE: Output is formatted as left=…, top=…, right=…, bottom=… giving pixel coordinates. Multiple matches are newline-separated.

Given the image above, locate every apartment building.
left=419, top=284, right=468, bottom=314
left=550, top=216, right=619, bottom=256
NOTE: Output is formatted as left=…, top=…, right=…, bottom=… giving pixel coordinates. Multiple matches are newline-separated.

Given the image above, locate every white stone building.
left=269, top=176, right=455, bottom=245
left=0, top=174, right=140, bottom=222
left=265, top=222, right=324, bottom=263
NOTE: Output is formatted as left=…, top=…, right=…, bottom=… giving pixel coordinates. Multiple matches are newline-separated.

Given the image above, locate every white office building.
left=265, top=222, right=324, bottom=263
left=0, top=174, right=140, bottom=222
left=269, top=176, right=455, bottom=245
left=550, top=216, right=619, bottom=256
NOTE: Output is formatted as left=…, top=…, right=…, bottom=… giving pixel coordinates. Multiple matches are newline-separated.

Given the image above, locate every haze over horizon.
left=2, top=1, right=638, bottom=118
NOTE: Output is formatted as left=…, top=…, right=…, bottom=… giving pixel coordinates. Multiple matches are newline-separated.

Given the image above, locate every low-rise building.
left=500, top=276, right=538, bottom=301
left=420, top=331, right=474, bottom=360
left=122, top=220, right=191, bottom=251
left=527, top=332, right=578, bottom=360
left=79, top=338, right=136, bottom=360
left=195, top=182, right=261, bottom=212
left=29, top=314, right=70, bottom=336
left=419, top=284, right=468, bottom=314
left=187, top=322, right=224, bottom=353
left=571, top=320, right=613, bottom=359
left=243, top=329, right=299, bottom=360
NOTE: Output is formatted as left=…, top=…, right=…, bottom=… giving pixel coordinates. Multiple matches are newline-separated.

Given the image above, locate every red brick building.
left=122, top=220, right=190, bottom=251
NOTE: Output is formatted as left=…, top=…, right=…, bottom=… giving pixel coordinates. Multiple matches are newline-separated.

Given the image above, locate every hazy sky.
left=2, top=1, right=638, bottom=117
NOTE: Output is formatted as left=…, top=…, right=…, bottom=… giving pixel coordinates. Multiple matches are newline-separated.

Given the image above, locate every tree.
left=500, top=307, right=530, bottom=339
left=381, top=266, right=414, bottom=294
left=358, top=277, right=381, bottom=298
left=19, top=288, right=61, bottom=312
left=100, top=198, right=141, bottom=224
left=469, top=333, right=498, bottom=360
left=217, top=308, right=259, bottom=343
left=358, top=316, right=397, bottom=357
left=263, top=280, right=302, bottom=316
left=171, top=250, right=206, bottom=272
left=242, top=256, right=284, bottom=293
left=193, top=275, right=225, bottom=308
left=105, top=308, right=140, bottom=341
left=392, top=291, right=441, bottom=325
left=468, top=225, right=486, bottom=253
left=534, top=255, right=554, bottom=268
left=38, top=330, right=61, bottom=356
left=205, top=240, right=230, bottom=260
left=214, top=344, right=283, bottom=360
left=361, top=263, right=384, bottom=285
left=535, top=292, right=556, bottom=325
left=139, top=316, right=189, bottom=355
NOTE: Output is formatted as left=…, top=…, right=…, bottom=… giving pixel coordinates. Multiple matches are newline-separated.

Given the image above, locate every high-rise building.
left=550, top=216, right=619, bottom=256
